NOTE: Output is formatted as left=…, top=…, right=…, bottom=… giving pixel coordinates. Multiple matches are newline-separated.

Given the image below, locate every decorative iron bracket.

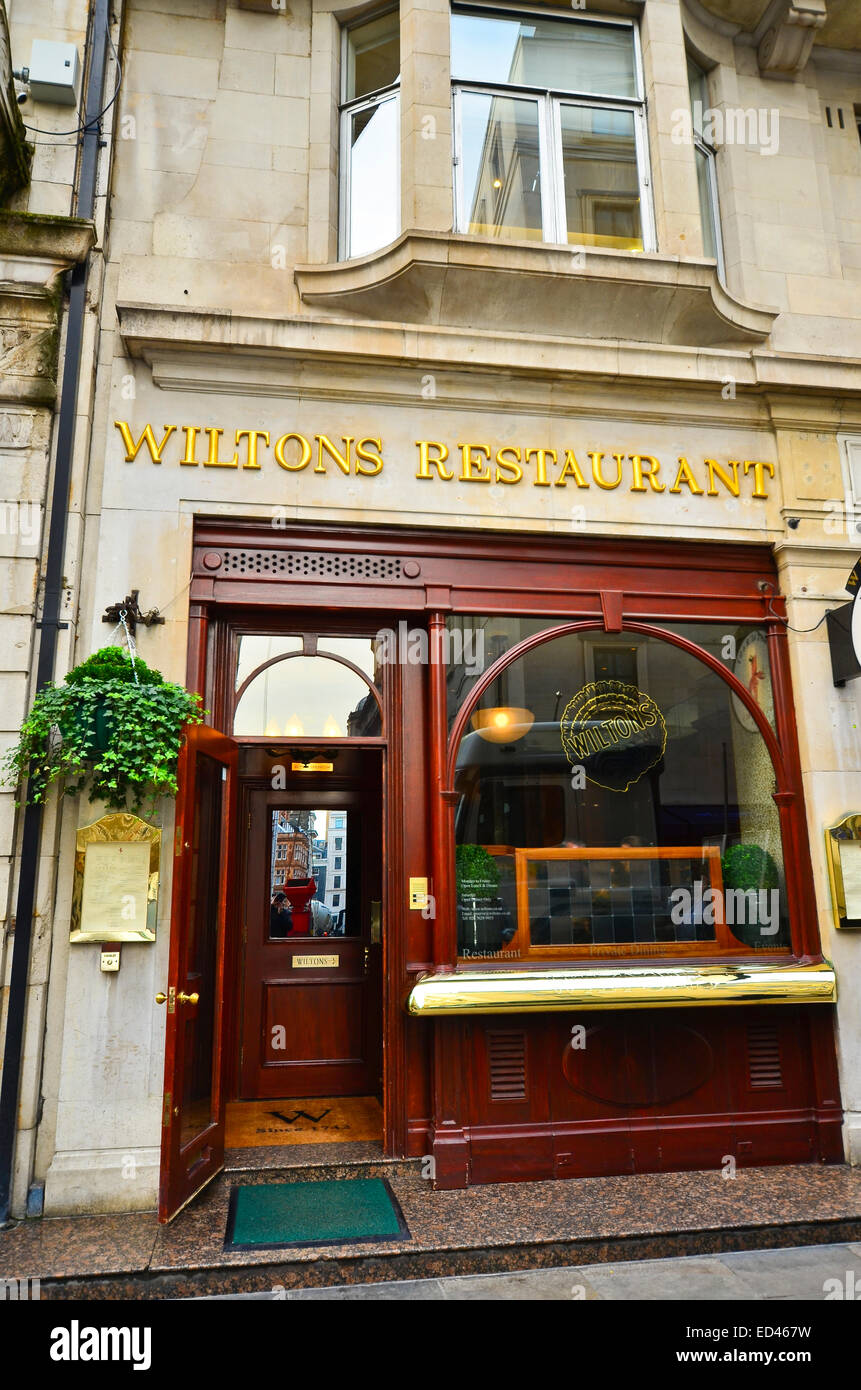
left=102, top=590, right=165, bottom=636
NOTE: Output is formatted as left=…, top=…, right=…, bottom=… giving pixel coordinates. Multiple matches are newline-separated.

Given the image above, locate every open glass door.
left=157, top=724, right=237, bottom=1222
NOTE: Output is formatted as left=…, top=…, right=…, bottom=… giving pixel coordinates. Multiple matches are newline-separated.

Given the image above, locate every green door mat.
left=225, top=1179, right=410, bottom=1250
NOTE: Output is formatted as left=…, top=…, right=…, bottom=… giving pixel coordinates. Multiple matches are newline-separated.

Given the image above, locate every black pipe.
left=0, top=0, right=110, bottom=1226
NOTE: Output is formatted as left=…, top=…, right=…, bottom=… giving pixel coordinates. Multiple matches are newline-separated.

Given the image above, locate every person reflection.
left=269, top=890, right=293, bottom=939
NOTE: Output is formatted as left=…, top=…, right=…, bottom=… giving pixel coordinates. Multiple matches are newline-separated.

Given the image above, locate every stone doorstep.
left=8, top=1159, right=861, bottom=1300
left=29, top=1218, right=861, bottom=1302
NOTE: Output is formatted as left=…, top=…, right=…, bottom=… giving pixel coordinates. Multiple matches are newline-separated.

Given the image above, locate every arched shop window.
left=448, top=619, right=790, bottom=961
left=233, top=635, right=383, bottom=738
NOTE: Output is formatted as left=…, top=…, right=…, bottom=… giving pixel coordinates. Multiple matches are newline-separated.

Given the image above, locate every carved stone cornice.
left=756, top=0, right=827, bottom=78
left=0, top=212, right=96, bottom=404
left=0, top=0, right=31, bottom=204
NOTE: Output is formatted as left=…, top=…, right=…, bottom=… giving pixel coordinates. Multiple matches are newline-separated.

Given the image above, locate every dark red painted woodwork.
left=179, top=519, right=843, bottom=1193
left=158, top=724, right=237, bottom=1223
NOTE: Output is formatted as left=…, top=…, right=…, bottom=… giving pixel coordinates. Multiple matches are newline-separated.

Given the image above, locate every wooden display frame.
left=509, top=844, right=732, bottom=958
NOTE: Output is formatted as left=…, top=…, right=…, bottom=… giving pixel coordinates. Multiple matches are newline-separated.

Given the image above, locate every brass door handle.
left=177, top=991, right=199, bottom=1005
left=155, top=992, right=167, bottom=1005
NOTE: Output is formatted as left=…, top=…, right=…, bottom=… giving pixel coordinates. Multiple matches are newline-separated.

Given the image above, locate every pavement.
left=194, top=1241, right=861, bottom=1299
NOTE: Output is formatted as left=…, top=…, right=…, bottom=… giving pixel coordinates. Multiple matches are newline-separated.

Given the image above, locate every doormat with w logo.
left=225, top=1178, right=410, bottom=1250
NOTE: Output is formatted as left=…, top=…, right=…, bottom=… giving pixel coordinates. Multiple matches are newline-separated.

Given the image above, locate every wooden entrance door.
left=240, top=776, right=382, bottom=1099
left=158, top=724, right=237, bottom=1222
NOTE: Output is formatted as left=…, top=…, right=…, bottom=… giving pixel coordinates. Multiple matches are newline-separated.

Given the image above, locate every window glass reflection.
left=346, top=9, right=399, bottom=102
left=560, top=105, right=643, bottom=251
left=348, top=96, right=400, bottom=258
left=460, top=92, right=543, bottom=241
left=451, top=12, right=637, bottom=99
left=234, top=643, right=382, bottom=737
left=268, top=809, right=354, bottom=937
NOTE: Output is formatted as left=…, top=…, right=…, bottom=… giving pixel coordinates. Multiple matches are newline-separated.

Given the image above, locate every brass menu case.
left=71, top=813, right=160, bottom=942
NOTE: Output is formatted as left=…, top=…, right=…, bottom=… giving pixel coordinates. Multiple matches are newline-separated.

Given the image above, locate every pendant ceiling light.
left=471, top=706, right=534, bottom=744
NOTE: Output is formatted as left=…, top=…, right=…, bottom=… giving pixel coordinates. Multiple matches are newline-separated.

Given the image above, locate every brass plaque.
left=409, top=876, right=428, bottom=910
left=291, top=761, right=334, bottom=772
left=294, top=954, right=339, bottom=968
left=71, top=813, right=160, bottom=942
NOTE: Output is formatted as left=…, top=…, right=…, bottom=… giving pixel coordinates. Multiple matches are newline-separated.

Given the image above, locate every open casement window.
left=687, top=55, right=725, bottom=280
left=451, top=7, right=653, bottom=251
left=450, top=621, right=791, bottom=962
left=340, top=7, right=400, bottom=260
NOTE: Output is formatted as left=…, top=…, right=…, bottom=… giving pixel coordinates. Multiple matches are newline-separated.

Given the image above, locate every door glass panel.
left=560, top=105, right=643, bottom=250
left=268, top=807, right=355, bottom=937
left=348, top=96, right=399, bottom=258
left=451, top=12, right=637, bottom=99
left=460, top=92, right=543, bottom=241
left=234, top=651, right=381, bottom=737
left=180, top=753, right=223, bottom=1146
left=454, top=629, right=789, bottom=957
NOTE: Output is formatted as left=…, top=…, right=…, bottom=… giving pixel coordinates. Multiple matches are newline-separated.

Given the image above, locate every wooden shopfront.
left=156, top=518, right=842, bottom=1219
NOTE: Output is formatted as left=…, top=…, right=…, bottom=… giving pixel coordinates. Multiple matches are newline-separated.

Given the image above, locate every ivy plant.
left=2, top=646, right=204, bottom=815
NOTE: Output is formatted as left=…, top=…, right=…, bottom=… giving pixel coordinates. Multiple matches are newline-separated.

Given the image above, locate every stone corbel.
left=0, top=211, right=95, bottom=404
left=756, top=0, right=827, bottom=79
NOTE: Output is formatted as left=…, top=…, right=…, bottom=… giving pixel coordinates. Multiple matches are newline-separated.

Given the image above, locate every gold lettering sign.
left=113, top=422, right=774, bottom=501
left=560, top=681, right=667, bottom=793
left=293, top=954, right=339, bottom=968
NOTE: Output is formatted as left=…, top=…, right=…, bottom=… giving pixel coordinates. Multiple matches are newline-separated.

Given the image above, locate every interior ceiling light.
left=471, top=706, right=534, bottom=744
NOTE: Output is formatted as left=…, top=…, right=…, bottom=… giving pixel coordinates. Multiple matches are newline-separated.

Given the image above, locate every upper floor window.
left=451, top=7, right=652, bottom=251
left=340, top=8, right=400, bottom=259
left=688, top=56, right=724, bottom=280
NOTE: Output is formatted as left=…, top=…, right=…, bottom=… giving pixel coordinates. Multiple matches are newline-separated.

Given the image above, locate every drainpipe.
left=0, top=0, right=111, bottom=1225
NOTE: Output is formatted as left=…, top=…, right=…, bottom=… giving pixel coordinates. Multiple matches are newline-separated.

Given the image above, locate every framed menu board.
left=70, top=813, right=161, bottom=943
left=825, top=813, right=861, bottom=930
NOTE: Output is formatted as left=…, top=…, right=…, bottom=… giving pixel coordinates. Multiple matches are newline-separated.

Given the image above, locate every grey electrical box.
left=29, top=40, right=80, bottom=106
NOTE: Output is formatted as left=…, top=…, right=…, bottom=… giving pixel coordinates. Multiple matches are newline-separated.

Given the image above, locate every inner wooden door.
left=239, top=762, right=382, bottom=1099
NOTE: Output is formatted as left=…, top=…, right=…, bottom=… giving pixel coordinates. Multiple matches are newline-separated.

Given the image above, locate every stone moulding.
left=0, top=212, right=96, bottom=404
left=114, top=302, right=861, bottom=405
left=294, top=232, right=779, bottom=349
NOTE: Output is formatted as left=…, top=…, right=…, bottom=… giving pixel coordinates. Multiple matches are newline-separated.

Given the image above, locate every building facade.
left=1, top=0, right=861, bottom=1220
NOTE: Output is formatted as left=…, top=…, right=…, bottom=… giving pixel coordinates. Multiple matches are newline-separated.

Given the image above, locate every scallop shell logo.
left=560, top=680, right=667, bottom=793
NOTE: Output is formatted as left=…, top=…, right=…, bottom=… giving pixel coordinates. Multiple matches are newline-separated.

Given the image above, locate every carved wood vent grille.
left=220, top=550, right=403, bottom=580
left=487, top=1030, right=528, bottom=1102
left=746, top=1022, right=783, bottom=1089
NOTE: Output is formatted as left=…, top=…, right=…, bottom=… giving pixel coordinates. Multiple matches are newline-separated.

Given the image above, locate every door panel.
left=158, top=724, right=237, bottom=1222
left=241, top=785, right=381, bottom=1099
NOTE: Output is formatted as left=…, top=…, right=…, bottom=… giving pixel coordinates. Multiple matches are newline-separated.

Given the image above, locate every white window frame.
left=451, top=6, right=654, bottom=252
left=694, top=136, right=725, bottom=281
left=339, top=9, right=401, bottom=262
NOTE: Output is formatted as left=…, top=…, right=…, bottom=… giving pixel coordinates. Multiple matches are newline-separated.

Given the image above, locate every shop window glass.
left=446, top=616, right=776, bottom=733
left=453, top=627, right=789, bottom=960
